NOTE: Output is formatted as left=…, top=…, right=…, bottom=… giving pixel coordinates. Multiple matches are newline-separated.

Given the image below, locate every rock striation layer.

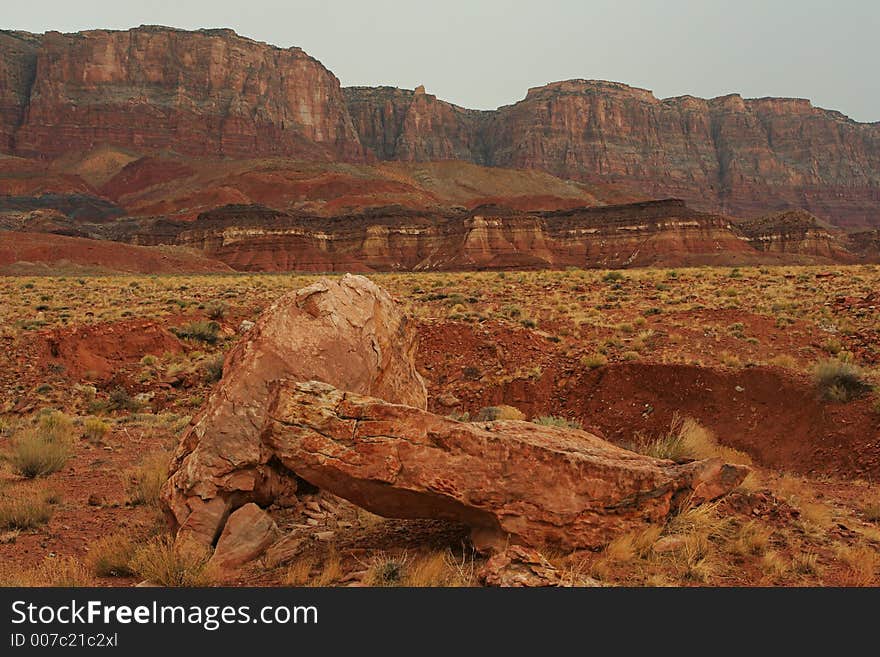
left=4, top=26, right=364, bottom=161
left=349, top=80, right=880, bottom=228
left=116, top=199, right=864, bottom=270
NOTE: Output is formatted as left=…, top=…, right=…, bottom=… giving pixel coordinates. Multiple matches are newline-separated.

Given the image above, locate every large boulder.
left=161, top=274, right=426, bottom=545
left=263, top=380, right=749, bottom=552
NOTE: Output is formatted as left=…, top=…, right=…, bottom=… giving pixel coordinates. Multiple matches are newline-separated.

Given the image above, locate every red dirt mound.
left=0, top=231, right=232, bottom=274
left=418, top=322, right=880, bottom=479
left=34, top=319, right=183, bottom=381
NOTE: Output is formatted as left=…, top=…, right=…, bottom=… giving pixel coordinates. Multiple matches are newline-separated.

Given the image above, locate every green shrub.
left=202, top=353, right=225, bottom=383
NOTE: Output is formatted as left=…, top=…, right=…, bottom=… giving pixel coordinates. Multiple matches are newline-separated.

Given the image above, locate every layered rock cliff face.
left=2, top=26, right=364, bottom=161
left=349, top=80, right=880, bottom=228
left=736, top=210, right=853, bottom=262
left=0, top=31, right=40, bottom=152
left=112, top=198, right=850, bottom=271
left=1, top=27, right=878, bottom=229
left=344, top=86, right=487, bottom=162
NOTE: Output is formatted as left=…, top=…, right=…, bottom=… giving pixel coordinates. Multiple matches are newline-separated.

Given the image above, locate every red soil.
left=0, top=232, right=231, bottom=274
left=32, top=319, right=183, bottom=382
left=419, top=321, right=880, bottom=480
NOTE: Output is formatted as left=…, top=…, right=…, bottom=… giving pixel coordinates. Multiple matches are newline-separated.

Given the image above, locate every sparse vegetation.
left=813, top=359, right=871, bottom=401
left=126, top=451, right=171, bottom=506
left=8, top=412, right=75, bottom=478
left=172, top=320, right=220, bottom=344
left=637, top=415, right=750, bottom=465
left=130, top=536, right=216, bottom=587
left=0, top=488, right=54, bottom=530
left=87, top=534, right=137, bottom=577
left=532, top=415, right=582, bottom=430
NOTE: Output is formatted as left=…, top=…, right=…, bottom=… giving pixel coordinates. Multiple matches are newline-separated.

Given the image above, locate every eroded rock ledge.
left=263, top=380, right=748, bottom=551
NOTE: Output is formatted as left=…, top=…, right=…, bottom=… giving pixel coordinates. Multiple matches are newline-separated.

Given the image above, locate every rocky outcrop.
left=736, top=210, right=854, bottom=262
left=344, top=86, right=488, bottom=162
left=116, top=199, right=862, bottom=271
left=263, top=380, right=749, bottom=551
left=10, top=26, right=364, bottom=161
left=0, top=31, right=40, bottom=152
left=351, top=79, right=880, bottom=228
left=161, top=274, right=427, bottom=546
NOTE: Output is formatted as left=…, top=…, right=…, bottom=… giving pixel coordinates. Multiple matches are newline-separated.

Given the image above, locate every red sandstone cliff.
left=349, top=80, right=880, bottom=229
left=3, top=26, right=365, bottom=161
left=0, top=31, right=40, bottom=152
left=1, top=28, right=878, bottom=229
left=344, top=85, right=487, bottom=162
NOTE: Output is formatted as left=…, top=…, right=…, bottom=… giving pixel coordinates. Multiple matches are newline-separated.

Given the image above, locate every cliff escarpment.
left=349, top=80, right=880, bottom=228
left=1, top=27, right=878, bottom=229
left=2, top=26, right=365, bottom=161
left=107, top=199, right=860, bottom=272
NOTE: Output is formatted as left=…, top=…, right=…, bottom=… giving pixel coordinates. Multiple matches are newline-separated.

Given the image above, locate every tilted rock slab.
left=161, top=274, right=426, bottom=545
left=263, top=380, right=749, bottom=552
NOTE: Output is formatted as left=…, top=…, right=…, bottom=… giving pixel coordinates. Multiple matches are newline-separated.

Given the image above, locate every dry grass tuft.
left=125, top=451, right=170, bottom=506
left=2, top=557, right=94, bottom=587
left=760, top=551, right=790, bottom=579
left=604, top=526, right=663, bottom=563
left=835, top=544, right=880, bottom=586
left=283, top=556, right=316, bottom=586
left=88, top=533, right=138, bottom=577
left=813, top=359, right=872, bottom=402
left=130, top=535, right=216, bottom=587
left=314, top=549, right=343, bottom=587
left=728, top=521, right=773, bottom=557
left=8, top=412, right=75, bottom=478
left=0, top=487, right=55, bottom=530
left=638, top=415, right=750, bottom=465
left=405, top=551, right=453, bottom=587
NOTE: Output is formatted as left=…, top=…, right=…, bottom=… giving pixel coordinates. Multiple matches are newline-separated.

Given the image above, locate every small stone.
left=652, top=535, right=688, bottom=554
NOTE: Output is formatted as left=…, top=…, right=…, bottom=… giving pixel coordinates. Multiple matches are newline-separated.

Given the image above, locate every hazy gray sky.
left=6, top=0, right=879, bottom=122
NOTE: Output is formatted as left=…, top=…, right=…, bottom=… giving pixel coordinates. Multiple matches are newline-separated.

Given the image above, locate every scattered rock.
left=436, top=393, right=461, bottom=408
left=208, top=503, right=279, bottom=570
left=651, top=535, right=688, bottom=554
left=480, top=546, right=568, bottom=587
left=264, top=380, right=749, bottom=552
left=237, top=320, right=255, bottom=334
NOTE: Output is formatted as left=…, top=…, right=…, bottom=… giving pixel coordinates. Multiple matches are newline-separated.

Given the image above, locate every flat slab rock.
left=264, top=380, right=749, bottom=552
